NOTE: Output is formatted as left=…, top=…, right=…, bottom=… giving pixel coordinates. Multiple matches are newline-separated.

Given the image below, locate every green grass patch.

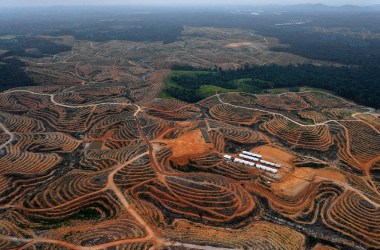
left=198, top=85, right=236, bottom=98
left=160, top=70, right=280, bottom=102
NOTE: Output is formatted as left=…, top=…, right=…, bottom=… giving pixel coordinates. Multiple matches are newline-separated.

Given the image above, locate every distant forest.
left=260, top=28, right=380, bottom=66
left=1, top=6, right=380, bottom=104
left=0, top=36, right=71, bottom=91
left=1, top=6, right=380, bottom=64
left=0, top=58, right=33, bottom=91
left=0, top=37, right=72, bottom=58
left=164, top=64, right=380, bottom=109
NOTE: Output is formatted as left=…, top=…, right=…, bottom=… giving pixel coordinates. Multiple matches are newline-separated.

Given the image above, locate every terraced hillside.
left=0, top=81, right=379, bottom=249
left=0, top=26, right=379, bottom=250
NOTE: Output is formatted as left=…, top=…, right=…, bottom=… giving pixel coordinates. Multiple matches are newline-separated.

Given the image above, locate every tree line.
left=168, top=64, right=380, bottom=109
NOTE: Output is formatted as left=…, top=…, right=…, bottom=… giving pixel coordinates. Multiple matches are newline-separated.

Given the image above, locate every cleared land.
left=0, top=27, right=379, bottom=250
left=0, top=86, right=379, bottom=249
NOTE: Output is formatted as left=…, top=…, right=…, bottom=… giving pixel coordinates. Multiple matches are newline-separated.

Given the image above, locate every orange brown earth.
left=225, top=42, right=255, bottom=48
left=154, top=128, right=214, bottom=165
left=0, top=28, right=379, bottom=250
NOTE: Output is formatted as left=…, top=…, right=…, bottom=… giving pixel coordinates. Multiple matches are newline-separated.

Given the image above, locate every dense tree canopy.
left=0, top=58, right=34, bottom=91
left=166, top=64, right=380, bottom=109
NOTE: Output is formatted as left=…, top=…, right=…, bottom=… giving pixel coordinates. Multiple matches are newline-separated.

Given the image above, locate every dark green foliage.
left=0, top=58, right=34, bottom=91
left=165, top=65, right=380, bottom=109
left=263, top=28, right=380, bottom=65
left=0, top=37, right=72, bottom=58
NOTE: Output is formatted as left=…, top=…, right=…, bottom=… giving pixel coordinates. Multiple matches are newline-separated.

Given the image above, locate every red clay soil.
left=251, top=145, right=296, bottom=166
left=270, top=168, right=313, bottom=199
left=249, top=146, right=348, bottom=199
left=155, top=129, right=214, bottom=165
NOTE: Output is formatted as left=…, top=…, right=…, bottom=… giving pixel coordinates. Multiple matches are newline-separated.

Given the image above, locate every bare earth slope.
left=0, top=27, right=379, bottom=250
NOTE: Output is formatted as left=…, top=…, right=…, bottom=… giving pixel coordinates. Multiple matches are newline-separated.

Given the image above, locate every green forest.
left=0, top=58, right=33, bottom=91
left=161, top=64, right=380, bottom=109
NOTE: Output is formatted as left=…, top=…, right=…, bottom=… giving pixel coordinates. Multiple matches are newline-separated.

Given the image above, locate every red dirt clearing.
left=155, top=129, right=214, bottom=165
left=251, top=145, right=295, bottom=166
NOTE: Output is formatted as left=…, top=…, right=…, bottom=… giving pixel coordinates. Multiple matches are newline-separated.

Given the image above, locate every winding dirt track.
left=3, top=28, right=379, bottom=249
left=216, top=93, right=362, bottom=127
left=0, top=90, right=240, bottom=249
left=216, top=92, right=380, bottom=199
left=1, top=89, right=379, bottom=249
left=3, top=89, right=372, bottom=129
left=0, top=122, right=13, bottom=150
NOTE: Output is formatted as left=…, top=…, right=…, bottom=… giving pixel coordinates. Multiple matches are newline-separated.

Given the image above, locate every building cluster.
left=223, top=151, right=282, bottom=174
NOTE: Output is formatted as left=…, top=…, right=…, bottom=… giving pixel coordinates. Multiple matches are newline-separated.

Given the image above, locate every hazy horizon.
left=1, top=0, right=380, bottom=7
